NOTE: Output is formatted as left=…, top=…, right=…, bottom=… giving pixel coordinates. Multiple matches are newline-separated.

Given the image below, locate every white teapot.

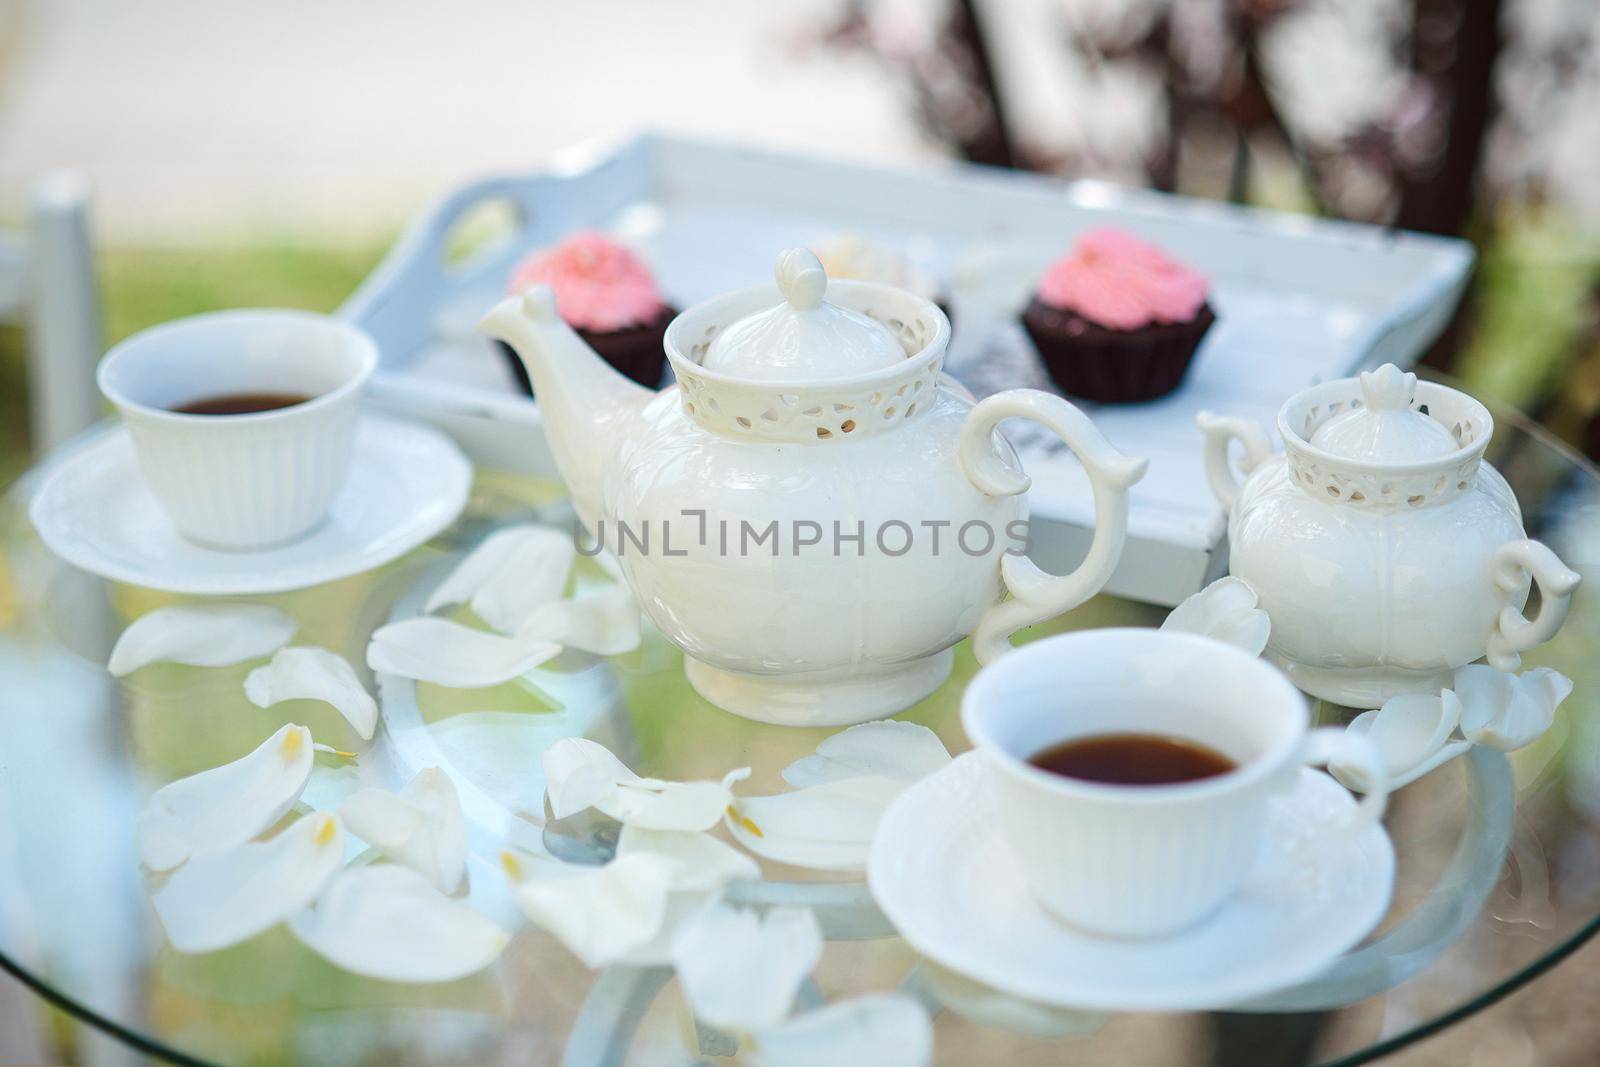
left=1198, top=364, right=1580, bottom=709
left=481, top=249, right=1147, bottom=726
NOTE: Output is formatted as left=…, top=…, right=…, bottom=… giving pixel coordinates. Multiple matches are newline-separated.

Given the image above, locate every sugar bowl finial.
left=1358, top=363, right=1416, bottom=412
left=775, top=247, right=827, bottom=311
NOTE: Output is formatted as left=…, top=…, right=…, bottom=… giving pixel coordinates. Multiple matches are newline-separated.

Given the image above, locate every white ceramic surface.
left=1199, top=365, right=1581, bottom=708
left=480, top=252, right=1147, bottom=726
left=28, top=416, right=471, bottom=595
left=867, top=753, right=1396, bottom=1011
left=343, top=133, right=1474, bottom=607
left=97, top=309, right=379, bottom=549
left=961, top=628, right=1389, bottom=938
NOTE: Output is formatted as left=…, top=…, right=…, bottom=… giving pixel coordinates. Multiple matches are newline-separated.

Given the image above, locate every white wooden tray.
left=340, top=133, right=1473, bottom=606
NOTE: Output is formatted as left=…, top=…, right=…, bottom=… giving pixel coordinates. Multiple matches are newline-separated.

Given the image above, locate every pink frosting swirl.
left=507, top=232, right=666, bottom=333
left=1036, top=227, right=1209, bottom=330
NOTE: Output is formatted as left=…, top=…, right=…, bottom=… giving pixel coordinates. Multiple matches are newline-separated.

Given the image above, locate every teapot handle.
left=957, top=390, right=1148, bottom=665
left=1485, top=539, right=1581, bottom=671
left=1196, top=411, right=1275, bottom=512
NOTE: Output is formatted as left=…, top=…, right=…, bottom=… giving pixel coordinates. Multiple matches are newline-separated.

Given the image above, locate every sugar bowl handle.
left=1485, top=539, right=1581, bottom=671
left=958, top=389, right=1148, bottom=664
left=1196, top=411, right=1275, bottom=512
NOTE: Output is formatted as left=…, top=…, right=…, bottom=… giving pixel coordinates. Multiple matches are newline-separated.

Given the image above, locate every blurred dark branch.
left=1395, top=0, right=1504, bottom=235
left=951, top=0, right=1017, bottom=167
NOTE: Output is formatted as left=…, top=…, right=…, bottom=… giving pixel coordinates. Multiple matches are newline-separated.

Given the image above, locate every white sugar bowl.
left=1198, top=364, right=1580, bottom=709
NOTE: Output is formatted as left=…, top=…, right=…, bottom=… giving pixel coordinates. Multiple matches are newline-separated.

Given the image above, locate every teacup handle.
left=1485, top=539, right=1581, bottom=671
left=1195, top=411, right=1275, bottom=512
left=957, top=389, right=1148, bottom=664
left=1300, top=728, right=1389, bottom=828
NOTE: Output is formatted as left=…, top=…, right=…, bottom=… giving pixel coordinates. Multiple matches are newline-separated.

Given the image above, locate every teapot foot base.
left=685, top=649, right=955, bottom=727
left=1271, top=656, right=1453, bottom=710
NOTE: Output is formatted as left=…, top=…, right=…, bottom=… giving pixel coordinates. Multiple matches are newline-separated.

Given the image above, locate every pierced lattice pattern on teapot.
left=665, top=283, right=947, bottom=443
left=1279, top=377, right=1494, bottom=510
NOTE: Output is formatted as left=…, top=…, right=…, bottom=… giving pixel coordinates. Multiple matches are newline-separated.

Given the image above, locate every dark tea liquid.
left=172, top=392, right=312, bottom=415
left=1029, top=733, right=1236, bottom=786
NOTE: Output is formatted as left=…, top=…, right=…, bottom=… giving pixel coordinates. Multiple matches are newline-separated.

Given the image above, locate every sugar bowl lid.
left=1308, top=364, right=1460, bottom=462
left=700, top=248, right=907, bottom=382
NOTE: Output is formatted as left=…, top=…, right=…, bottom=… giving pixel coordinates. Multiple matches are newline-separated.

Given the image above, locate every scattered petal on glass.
left=108, top=603, right=297, bottom=676
left=153, top=812, right=344, bottom=953
left=543, top=737, right=639, bottom=819
left=137, top=723, right=314, bottom=872
left=615, top=825, right=760, bottom=892
left=244, top=646, right=378, bottom=741
left=671, top=904, right=822, bottom=1032
left=518, top=584, right=641, bottom=656
left=1454, top=664, right=1573, bottom=751
left=542, top=737, right=750, bottom=831
left=606, top=768, right=751, bottom=832
left=1332, top=692, right=1467, bottom=793
left=509, top=851, right=681, bottom=969
left=339, top=767, right=468, bottom=895
left=608, top=826, right=760, bottom=965
left=367, top=617, right=562, bottom=688
left=749, top=994, right=934, bottom=1067
left=1160, top=577, right=1271, bottom=657
left=289, top=864, right=508, bottom=982
left=426, top=524, right=575, bottom=634
left=726, top=775, right=907, bottom=871
left=782, top=720, right=951, bottom=789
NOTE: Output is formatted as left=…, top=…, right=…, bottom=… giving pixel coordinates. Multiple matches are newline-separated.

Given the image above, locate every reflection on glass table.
left=1, top=385, right=1598, bottom=1067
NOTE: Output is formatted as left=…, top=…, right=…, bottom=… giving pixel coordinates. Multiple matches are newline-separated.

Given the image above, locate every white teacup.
left=962, top=628, right=1389, bottom=939
left=98, top=309, right=378, bottom=550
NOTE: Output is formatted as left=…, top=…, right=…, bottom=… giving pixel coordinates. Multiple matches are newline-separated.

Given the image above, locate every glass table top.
left=2, top=389, right=1599, bottom=1067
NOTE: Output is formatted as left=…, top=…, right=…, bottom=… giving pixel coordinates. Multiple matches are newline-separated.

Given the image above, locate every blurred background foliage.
left=0, top=0, right=1597, bottom=481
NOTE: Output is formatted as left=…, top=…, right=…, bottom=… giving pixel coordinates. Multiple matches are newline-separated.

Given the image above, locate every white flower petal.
left=750, top=994, right=933, bottom=1067
left=137, top=723, right=314, bottom=872
left=244, top=647, right=377, bottom=741
left=542, top=737, right=638, bottom=818
left=289, top=865, right=507, bottom=982
left=153, top=812, right=344, bottom=953
left=367, top=617, right=562, bottom=688
left=1457, top=665, right=1572, bottom=750
left=338, top=768, right=468, bottom=894
left=542, top=738, right=748, bottom=831
left=1332, top=693, right=1467, bottom=792
left=1160, top=577, right=1271, bottom=656
left=671, top=904, right=822, bottom=1032
left=427, top=524, right=575, bottom=634
left=108, top=604, right=297, bottom=676
left=601, top=768, right=750, bottom=832
left=518, top=585, right=641, bottom=656
left=726, top=776, right=907, bottom=871
left=609, top=827, right=761, bottom=966
left=782, top=720, right=951, bottom=789
left=615, top=825, right=760, bottom=892
left=509, top=851, right=680, bottom=969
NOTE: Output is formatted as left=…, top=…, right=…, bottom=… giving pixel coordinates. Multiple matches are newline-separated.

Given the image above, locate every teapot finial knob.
left=775, top=247, right=827, bottom=312
left=1359, top=363, right=1417, bottom=412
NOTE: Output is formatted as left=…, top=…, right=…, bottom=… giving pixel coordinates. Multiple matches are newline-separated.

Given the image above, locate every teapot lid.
left=700, top=248, right=907, bottom=382
left=1308, top=364, right=1460, bottom=462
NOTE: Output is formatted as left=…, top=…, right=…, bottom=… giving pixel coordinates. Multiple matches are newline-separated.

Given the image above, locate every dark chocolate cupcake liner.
left=1021, top=300, right=1216, bottom=404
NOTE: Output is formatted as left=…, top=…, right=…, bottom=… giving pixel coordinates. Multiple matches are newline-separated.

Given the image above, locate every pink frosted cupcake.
left=502, top=232, right=675, bottom=391
left=1021, top=227, right=1215, bottom=403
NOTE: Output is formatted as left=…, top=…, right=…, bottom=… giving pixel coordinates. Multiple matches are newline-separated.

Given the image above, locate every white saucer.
left=28, top=415, right=472, bottom=595
left=868, top=754, right=1395, bottom=1012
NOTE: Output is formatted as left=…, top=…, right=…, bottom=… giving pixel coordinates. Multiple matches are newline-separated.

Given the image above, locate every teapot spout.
left=479, top=287, right=654, bottom=531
